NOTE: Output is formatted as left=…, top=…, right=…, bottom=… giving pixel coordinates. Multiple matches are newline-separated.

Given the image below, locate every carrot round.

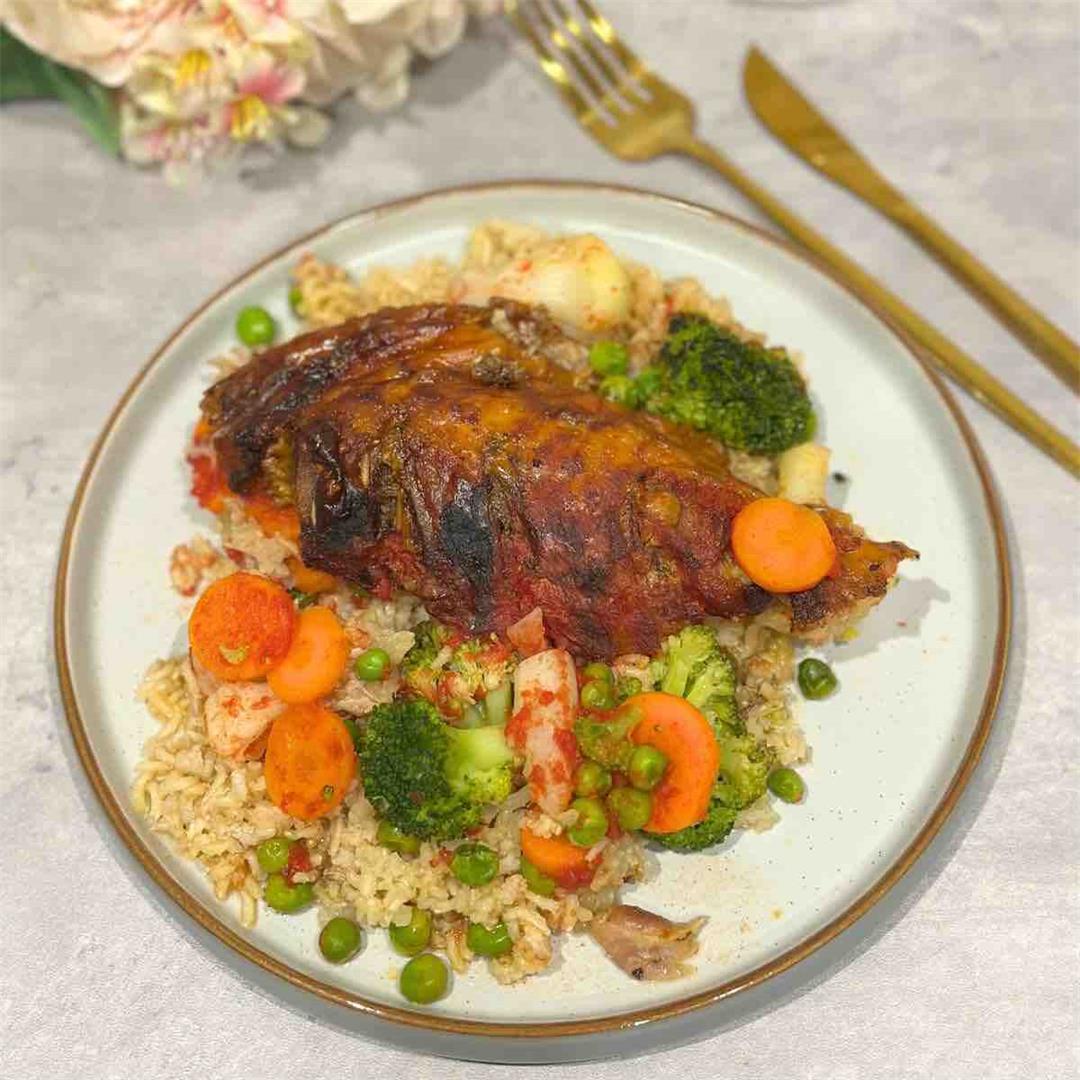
left=626, top=692, right=719, bottom=834
left=264, top=702, right=356, bottom=820
left=520, top=827, right=595, bottom=890
left=267, top=606, right=350, bottom=704
left=286, top=556, right=338, bottom=595
left=731, top=497, right=837, bottom=594
left=189, top=572, right=296, bottom=682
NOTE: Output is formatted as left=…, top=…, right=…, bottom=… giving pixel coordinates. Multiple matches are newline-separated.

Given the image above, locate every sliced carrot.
left=264, top=702, right=356, bottom=821
left=626, top=692, right=720, bottom=834
left=188, top=572, right=296, bottom=682
left=286, top=556, right=338, bottom=595
left=731, top=497, right=837, bottom=594
left=520, top=827, right=595, bottom=890
left=267, top=606, right=350, bottom=704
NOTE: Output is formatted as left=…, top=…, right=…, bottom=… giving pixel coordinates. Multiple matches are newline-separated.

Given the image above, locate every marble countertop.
left=1, top=1, right=1077, bottom=1077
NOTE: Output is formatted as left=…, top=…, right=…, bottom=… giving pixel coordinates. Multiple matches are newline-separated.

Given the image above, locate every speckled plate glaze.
left=55, top=182, right=1009, bottom=1063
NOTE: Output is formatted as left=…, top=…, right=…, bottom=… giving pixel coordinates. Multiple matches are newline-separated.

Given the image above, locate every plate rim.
left=53, top=179, right=1011, bottom=1040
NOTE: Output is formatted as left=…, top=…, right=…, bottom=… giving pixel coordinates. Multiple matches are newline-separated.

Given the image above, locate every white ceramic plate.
left=55, top=182, right=1009, bottom=1063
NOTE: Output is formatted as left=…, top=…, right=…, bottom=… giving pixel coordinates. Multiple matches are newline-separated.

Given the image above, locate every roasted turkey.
left=199, top=301, right=915, bottom=658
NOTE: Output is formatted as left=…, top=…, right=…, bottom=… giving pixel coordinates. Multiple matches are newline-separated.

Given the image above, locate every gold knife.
left=743, top=46, right=1080, bottom=394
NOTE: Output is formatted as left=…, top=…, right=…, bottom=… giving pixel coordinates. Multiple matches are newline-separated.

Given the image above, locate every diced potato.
left=778, top=443, right=830, bottom=506
left=482, top=234, right=631, bottom=335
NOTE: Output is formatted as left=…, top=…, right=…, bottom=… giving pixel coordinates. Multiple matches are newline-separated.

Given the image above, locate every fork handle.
left=679, top=135, right=1080, bottom=478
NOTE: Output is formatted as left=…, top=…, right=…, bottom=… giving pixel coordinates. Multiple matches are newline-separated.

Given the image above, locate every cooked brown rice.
left=134, top=221, right=806, bottom=983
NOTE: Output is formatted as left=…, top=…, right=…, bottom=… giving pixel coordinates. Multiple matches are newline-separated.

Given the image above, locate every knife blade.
left=743, top=47, right=901, bottom=207
left=743, top=46, right=1080, bottom=393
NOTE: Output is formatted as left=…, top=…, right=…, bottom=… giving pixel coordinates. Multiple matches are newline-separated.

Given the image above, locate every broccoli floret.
left=655, top=727, right=773, bottom=852
left=401, top=620, right=516, bottom=717
left=445, top=725, right=514, bottom=806
left=646, top=623, right=773, bottom=852
left=652, top=800, right=739, bottom=853
left=602, top=313, right=815, bottom=454
left=359, top=699, right=513, bottom=841
left=714, top=730, right=772, bottom=810
left=401, top=620, right=451, bottom=674
left=649, top=624, right=738, bottom=730
left=447, top=636, right=516, bottom=696
left=400, top=620, right=452, bottom=699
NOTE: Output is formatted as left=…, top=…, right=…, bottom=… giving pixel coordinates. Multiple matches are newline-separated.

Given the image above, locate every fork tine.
left=528, top=0, right=612, bottom=108
left=575, top=0, right=650, bottom=82
left=504, top=0, right=593, bottom=121
left=550, top=0, right=647, bottom=103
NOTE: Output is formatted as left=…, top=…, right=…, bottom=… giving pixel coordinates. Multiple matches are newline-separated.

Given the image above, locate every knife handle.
left=881, top=195, right=1080, bottom=392
left=677, top=134, right=1080, bottom=477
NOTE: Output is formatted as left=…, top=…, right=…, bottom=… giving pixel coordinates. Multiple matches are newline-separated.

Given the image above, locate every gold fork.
left=506, top=0, right=1080, bottom=478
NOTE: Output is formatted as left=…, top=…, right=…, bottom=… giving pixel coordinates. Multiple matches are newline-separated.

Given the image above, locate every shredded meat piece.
left=589, top=904, right=707, bottom=981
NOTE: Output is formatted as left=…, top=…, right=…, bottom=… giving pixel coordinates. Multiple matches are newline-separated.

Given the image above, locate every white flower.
left=289, top=0, right=486, bottom=110
left=120, top=100, right=235, bottom=183
left=4, top=0, right=493, bottom=179
left=0, top=0, right=189, bottom=85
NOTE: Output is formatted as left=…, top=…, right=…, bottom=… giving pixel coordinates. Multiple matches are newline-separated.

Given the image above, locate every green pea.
left=634, top=365, right=663, bottom=397
left=798, top=657, right=838, bottom=700
left=399, top=953, right=448, bottom=1005
left=483, top=680, right=512, bottom=726
left=353, top=647, right=390, bottom=681
left=581, top=662, right=613, bottom=685
left=607, top=787, right=652, bottom=832
left=574, top=760, right=612, bottom=799
left=628, top=745, right=668, bottom=791
left=255, top=836, right=292, bottom=874
left=388, top=907, right=433, bottom=956
left=319, top=917, right=362, bottom=963
left=599, top=373, right=638, bottom=406
left=466, top=921, right=512, bottom=957
left=288, top=284, right=303, bottom=315
left=235, top=305, right=277, bottom=347
left=520, top=856, right=556, bottom=897
left=450, top=842, right=499, bottom=887
left=567, top=797, right=609, bottom=847
left=580, top=679, right=616, bottom=711
left=377, top=819, right=421, bottom=857
left=767, top=767, right=806, bottom=804
left=588, top=340, right=629, bottom=376
left=263, top=872, right=313, bottom=913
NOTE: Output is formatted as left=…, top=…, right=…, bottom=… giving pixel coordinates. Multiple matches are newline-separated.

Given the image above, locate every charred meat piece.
left=590, top=904, right=707, bottom=981
left=201, top=302, right=915, bottom=658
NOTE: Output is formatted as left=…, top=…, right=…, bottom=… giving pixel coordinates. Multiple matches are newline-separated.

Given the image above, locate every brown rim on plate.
left=54, top=180, right=1011, bottom=1039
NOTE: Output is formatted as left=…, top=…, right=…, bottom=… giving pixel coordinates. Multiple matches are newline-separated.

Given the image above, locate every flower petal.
left=284, top=104, right=331, bottom=148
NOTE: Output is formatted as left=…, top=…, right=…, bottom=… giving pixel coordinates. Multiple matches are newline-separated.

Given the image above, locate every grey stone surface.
left=1, top=1, right=1077, bottom=1076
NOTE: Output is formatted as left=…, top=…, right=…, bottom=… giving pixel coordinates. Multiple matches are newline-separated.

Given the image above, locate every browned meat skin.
left=589, top=904, right=707, bottom=981
left=202, top=302, right=916, bottom=658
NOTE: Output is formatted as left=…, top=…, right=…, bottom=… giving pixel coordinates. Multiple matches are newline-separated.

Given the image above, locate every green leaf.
left=0, top=27, right=54, bottom=100
left=0, top=28, right=120, bottom=155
